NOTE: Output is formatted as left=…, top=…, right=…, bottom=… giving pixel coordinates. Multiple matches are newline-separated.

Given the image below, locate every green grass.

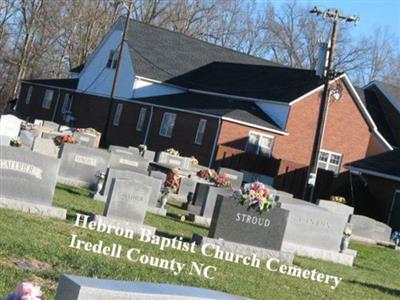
left=0, top=185, right=399, bottom=299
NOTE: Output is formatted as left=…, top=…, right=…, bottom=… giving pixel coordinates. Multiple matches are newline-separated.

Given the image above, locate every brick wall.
left=217, top=78, right=375, bottom=174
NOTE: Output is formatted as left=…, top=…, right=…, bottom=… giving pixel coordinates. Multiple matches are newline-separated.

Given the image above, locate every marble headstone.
left=55, top=274, right=245, bottom=300
left=31, top=137, right=60, bottom=158
left=58, top=143, right=110, bottom=189
left=105, top=178, right=151, bottom=224
left=217, top=167, right=243, bottom=189
left=0, top=146, right=65, bottom=219
left=0, top=114, right=21, bottom=139
left=157, top=152, right=192, bottom=169
left=280, top=201, right=345, bottom=252
left=109, top=152, right=149, bottom=173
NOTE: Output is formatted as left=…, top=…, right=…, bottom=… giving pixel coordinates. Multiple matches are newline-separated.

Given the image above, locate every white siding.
left=256, top=102, right=290, bottom=129
left=77, top=23, right=135, bottom=99
left=133, top=78, right=184, bottom=98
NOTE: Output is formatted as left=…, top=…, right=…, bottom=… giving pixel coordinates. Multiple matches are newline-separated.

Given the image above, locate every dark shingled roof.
left=70, top=64, right=85, bottom=73
left=24, top=78, right=79, bottom=89
left=134, top=92, right=283, bottom=132
left=126, top=19, right=322, bottom=102
left=363, top=82, right=400, bottom=147
left=346, top=149, right=400, bottom=179
left=377, top=81, right=400, bottom=107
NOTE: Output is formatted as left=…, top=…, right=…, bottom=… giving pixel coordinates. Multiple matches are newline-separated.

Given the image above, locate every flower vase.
left=340, top=236, right=350, bottom=252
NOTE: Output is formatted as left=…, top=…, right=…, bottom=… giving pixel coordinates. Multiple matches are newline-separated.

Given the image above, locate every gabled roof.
left=70, top=64, right=85, bottom=73
left=126, top=19, right=281, bottom=83
left=345, top=149, right=400, bottom=181
left=133, top=92, right=284, bottom=133
left=362, top=81, right=400, bottom=148
left=23, top=78, right=79, bottom=90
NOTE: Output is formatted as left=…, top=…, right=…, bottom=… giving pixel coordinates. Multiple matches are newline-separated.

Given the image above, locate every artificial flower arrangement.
left=233, top=182, right=276, bottom=213
left=191, top=156, right=199, bottom=165
left=54, top=135, right=77, bottom=146
left=196, top=168, right=231, bottom=188
left=165, top=148, right=180, bottom=156
left=10, top=138, right=22, bottom=147
left=330, top=195, right=347, bottom=204
left=4, top=282, right=43, bottom=300
left=343, top=226, right=352, bottom=237
left=164, top=169, right=181, bottom=193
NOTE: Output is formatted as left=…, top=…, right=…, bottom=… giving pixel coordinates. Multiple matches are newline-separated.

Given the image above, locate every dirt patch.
left=29, top=275, right=58, bottom=290
left=1, top=257, right=52, bottom=272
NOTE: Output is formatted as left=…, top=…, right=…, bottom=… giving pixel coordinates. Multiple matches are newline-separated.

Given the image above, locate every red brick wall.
left=146, top=108, right=219, bottom=166
left=217, top=78, right=374, bottom=174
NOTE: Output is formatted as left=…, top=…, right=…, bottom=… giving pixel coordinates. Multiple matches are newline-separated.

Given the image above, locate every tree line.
left=0, top=0, right=399, bottom=110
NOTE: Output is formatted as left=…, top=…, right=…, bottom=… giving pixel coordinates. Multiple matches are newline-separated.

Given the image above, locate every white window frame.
left=195, top=119, right=207, bottom=145
left=25, top=86, right=33, bottom=104
left=136, top=107, right=147, bottom=131
left=113, top=103, right=123, bottom=126
left=245, top=131, right=274, bottom=157
left=42, top=89, right=54, bottom=109
left=159, top=112, right=176, bottom=138
left=317, top=149, right=343, bottom=174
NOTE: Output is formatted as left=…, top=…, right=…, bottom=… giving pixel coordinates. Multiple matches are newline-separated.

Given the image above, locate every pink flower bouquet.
left=5, top=282, right=43, bottom=300
left=233, top=181, right=276, bottom=213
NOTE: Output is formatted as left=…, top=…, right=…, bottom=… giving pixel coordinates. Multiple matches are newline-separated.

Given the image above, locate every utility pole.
left=101, top=0, right=134, bottom=146
left=304, top=7, right=359, bottom=202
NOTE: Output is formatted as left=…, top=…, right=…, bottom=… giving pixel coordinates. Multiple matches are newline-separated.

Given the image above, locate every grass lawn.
left=0, top=184, right=399, bottom=299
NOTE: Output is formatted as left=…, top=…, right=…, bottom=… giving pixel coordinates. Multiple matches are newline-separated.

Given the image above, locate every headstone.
left=0, top=146, right=66, bottom=219
left=373, top=221, right=392, bottom=242
left=178, top=177, right=197, bottom=198
left=209, top=196, right=289, bottom=251
left=42, top=120, right=59, bottom=131
left=105, top=178, right=151, bottom=224
left=41, top=132, right=62, bottom=140
left=350, top=215, right=392, bottom=243
left=109, top=152, right=149, bottom=173
left=157, top=152, right=191, bottom=169
left=34, top=119, right=44, bottom=126
left=58, top=143, right=110, bottom=189
left=109, top=145, right=139, bottom=155
left=31, top=137, right=60, bottom=158
left=190, top=183, right=223, bottom=214
left=74, top=132, right=97, bottom=148
left=350, top=215, right=376, bottom=241
left=317, top=199, right=354, bottom=223
left=0, top=114, right=22, bottom=139
left=0, top=135, right=11, bottom=146
left=55, top=274, right=246, bottom=300
left=143, top=150, right=156, bottom=161
left=150, top=170, right=167, bottom=181
left=19, top=130, right=36, bottom=148
left=217, top=167, right=243, bottom=189
left=96, top=169, right=162, bottom=207
left=201, top=188, right=234, bottom=219
left=280, top=201, right=345, bottom=252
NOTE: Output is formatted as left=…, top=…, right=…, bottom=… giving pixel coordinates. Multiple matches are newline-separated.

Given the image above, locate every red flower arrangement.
left=164, top=170, right=181, bottom=193
left=197, top=168, right=231, bottom=188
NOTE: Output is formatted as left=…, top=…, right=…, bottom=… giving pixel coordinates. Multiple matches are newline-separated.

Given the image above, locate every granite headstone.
left=109, top=152, right=149, bottom=173
left=209, top=196, right=289, bottom=251
left=109, top=145, right=139, bottom=155
left=31, top=137, right=60, bottom=158
left=157, top=152, right=192, bottom=169
left=58, top=143, right=110, bottom=189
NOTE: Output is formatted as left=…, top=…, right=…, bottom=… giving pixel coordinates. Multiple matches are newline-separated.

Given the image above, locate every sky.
left=257, top=0, right=400, bottom=39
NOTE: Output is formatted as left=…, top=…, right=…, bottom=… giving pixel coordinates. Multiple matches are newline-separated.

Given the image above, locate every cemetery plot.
left=0, top=146, right=66, bottom=219
left=58, top=143, right=110, bottom=189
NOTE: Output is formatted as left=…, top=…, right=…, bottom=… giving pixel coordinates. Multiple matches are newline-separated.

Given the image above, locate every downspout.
left=52, top=88, right=61, bottom=122
left=209, top=118, right=222, bottom=168
left=143, top=105, right=154, bottom=145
